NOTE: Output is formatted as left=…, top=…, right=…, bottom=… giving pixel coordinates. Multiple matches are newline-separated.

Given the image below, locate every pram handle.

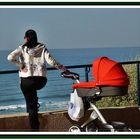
left=61, top=71, right=79, bottom=80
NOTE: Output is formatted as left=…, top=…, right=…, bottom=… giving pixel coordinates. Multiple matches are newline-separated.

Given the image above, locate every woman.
left=7, top=29, right=70, bottom=131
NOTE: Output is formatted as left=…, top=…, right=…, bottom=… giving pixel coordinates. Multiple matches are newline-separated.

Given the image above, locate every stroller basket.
left=76, top=86, right=128, bottom=97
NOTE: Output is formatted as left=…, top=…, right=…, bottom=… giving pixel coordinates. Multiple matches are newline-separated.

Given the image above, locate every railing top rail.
left=120, top=60, right=140, bottom=65
left=0, top=60, right=140, bottom=74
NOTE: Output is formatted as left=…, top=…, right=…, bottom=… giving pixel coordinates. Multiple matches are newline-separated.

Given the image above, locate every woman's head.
left=24, top=29, right=38, bottom=48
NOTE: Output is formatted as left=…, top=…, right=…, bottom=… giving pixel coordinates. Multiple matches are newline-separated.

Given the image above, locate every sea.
left=0, top=47, right=140, bottom=115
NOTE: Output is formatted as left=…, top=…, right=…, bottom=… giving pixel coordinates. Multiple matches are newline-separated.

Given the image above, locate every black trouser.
left=20, top=76, right=47, bottom=131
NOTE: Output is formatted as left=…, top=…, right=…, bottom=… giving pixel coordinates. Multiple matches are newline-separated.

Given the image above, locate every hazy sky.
left=0, top=8, right=140, bottom=50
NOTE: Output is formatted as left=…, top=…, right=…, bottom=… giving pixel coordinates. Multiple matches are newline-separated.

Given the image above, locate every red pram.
left=61, top=57, right=131, bottom=131
left=73, top=57, right=129, bottom=97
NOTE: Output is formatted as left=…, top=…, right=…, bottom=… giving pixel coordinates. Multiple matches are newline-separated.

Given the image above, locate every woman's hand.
left=63, top=69, right=71, bottom=75
left=20, top=64, right=28, bottom=72
left=20, top=68, right=28, bottom=72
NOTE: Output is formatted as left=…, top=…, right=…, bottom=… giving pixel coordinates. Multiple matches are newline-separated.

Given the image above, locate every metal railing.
left=0, top=60, right=140, bottom=105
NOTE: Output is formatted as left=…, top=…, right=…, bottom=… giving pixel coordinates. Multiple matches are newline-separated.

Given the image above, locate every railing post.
left=136, top=63, right=140, bottom=106
left=85, top=66, right=90, bottom=82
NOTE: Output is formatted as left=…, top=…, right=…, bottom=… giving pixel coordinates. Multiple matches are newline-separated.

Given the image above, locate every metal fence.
left=0, top=60, right=140, bottom=105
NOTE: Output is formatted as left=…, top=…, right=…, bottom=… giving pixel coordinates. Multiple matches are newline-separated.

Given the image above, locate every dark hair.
left=23, top=29, right=38, bottom=48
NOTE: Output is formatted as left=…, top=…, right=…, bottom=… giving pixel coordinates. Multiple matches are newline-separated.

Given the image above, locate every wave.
left=0, top=100, right=69, bottom=114
left=45, top=100, right=68, bottom=109
left=0, top=104, right=26, bottom=111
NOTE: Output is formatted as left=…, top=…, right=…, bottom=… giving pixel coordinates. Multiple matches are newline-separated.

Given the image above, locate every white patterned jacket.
left=7, top=43, right=67, bottom=77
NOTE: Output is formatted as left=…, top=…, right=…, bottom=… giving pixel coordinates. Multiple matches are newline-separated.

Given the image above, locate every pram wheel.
left=111, top=121, right=132, bottom=132
left=85, top=122, right=98, bottom=132
left=68, top=125, right=82, bottom=132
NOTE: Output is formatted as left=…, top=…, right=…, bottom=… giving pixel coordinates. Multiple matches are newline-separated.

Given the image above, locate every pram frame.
left=61, top=71, right=132, bottom=132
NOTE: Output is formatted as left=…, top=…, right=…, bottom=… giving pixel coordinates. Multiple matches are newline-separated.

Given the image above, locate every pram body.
left=73, top=56, right=129, bottom=98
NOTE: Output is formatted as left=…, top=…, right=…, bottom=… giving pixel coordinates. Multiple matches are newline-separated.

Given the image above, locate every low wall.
left=0, top=106, right=140, bottom=131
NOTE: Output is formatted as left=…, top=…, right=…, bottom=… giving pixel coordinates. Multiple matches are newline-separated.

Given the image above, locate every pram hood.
left=73, top=57, right=129, bottom=89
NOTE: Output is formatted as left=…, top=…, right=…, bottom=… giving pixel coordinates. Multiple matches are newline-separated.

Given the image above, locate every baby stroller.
left=62, top=56, right=131, bottom=132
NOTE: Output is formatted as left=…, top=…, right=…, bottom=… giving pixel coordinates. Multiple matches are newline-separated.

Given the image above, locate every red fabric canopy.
left=73, top=57, right=129, bottom=89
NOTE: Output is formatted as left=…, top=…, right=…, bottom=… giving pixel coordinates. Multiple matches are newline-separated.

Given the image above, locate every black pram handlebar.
left=61, top=71, right=79, bottom=80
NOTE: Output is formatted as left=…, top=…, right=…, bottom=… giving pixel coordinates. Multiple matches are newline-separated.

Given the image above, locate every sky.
left=0, top=8, right=140, bottom=50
